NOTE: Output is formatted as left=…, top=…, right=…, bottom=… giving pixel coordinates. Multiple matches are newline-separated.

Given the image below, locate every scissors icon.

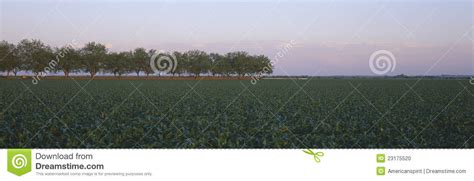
left=303, top=149, right=324, bottom=163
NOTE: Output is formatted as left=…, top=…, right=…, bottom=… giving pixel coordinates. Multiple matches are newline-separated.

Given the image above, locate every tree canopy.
left=0, top=39, right=273, bottom=78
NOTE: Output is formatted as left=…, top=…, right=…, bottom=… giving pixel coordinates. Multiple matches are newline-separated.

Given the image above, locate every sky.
left=0, top=0, right=472, bottom=76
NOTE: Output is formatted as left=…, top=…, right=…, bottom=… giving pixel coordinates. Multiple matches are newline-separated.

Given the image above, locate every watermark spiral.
left=369, top=50, right=396, bottom=75
left=12, top=154, right=28, bottom=169
left=150, top=50, right=178, bottom=74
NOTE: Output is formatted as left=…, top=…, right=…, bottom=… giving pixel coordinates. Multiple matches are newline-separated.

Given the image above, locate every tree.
left=0, top=41, right=20, bottom=77
left=55, top=45, right=80, bottom=77
left=81, top=42, right=107, bottom=78
left=132, top=48, right=148, bottom=77
left=179, top=51, right=190, bottom=76
left=218, top=54, right=234, bottom=76
left=226, top=51, right=249, bottom=77
left=254, top=55, right=272, bottom=75
left=144, top=49, right=156, bottom=77
left=170, top=51, right=184, bottom=76
left=104, top=52, right=131, bottom=77
left=16, top=39, right=53, bottom=75
left=209, top=53, right=224, bottom=76
left=186, top=50, right=210, bottom=77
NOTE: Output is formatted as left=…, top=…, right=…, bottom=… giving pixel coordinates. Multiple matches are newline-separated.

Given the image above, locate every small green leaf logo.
left=376, top=154, right=385, bottom=163
left=7, top=149, right=32, bottom=176
left=376, top=167, right=385, bottom=176
left=303, top=149, right=324, bottom=163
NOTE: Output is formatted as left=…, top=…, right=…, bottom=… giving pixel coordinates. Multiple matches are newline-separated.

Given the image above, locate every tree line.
left=0, top=39, right=273, bottom=78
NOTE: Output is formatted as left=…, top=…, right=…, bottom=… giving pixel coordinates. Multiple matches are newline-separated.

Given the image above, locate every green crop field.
left=0, top=78, right=472, bottom=148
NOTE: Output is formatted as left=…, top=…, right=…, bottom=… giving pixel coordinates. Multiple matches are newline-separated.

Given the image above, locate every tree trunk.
left=90, top=67, right=96, bottom=78
left=6, top=70, right=10, bottom=77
